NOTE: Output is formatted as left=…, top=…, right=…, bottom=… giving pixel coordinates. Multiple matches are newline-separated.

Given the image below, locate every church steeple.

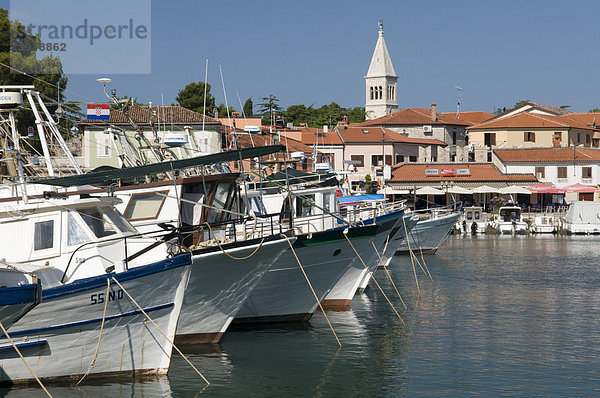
left=365, top=20, right=398, bottom=120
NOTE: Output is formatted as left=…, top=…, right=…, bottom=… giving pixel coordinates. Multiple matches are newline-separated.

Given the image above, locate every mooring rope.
left=343, top=233, right=405, bottom=326
left=203, top=222, right=265, bottom=260
left=77, top=278, right=111, bottom=386
left=402, top=216, right=420, bottom=293
left=0, top=321, right=52, bottom=397
left=370, top=241, right=407, bottom=310
left=280, top=234, right=341, bottom=347
left=110, top=277, right=210, bottom=386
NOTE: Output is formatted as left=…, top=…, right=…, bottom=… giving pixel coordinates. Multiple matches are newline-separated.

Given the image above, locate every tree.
left=0, top=8, right=69, bottom=149
left=589, top=108, right=600, bottom=113
left=214, top=103, right=236, bottom=119
left=257, top=94, right=282, bottom=126
left=242, top=97, right=253, bottom=117
left=175, top=81, right=215, bottom=115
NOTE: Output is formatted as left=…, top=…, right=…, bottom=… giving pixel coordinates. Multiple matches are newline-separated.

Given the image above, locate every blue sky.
left=3, top=0, right=600, bottom=114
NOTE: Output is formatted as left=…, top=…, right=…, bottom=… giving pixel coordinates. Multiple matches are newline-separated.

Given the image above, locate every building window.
left=524, top=132, right=535, bottom=142
left=557, top=166, right=567, bottom=179
left=452, top=131, right=457, bottom=145
left=586, top=134, right=591, bottom=144
left=583, top=167, right=592, bottom=179
left=409, top=155, right=417, bottom=162
left=370, top=86, right=374, bottom=100
left=578, top=133, right=582, bottom=143
left=535, top=167, right=545, bottom=179
left=378, top=86, right=383, bottom=99
left=371, top=155, right=384, bottom=167
left=350, top=154, right=364, bottom=167
left=97, top=133, right=112, bottom=158
left=396, top=154, right=405, bottom=163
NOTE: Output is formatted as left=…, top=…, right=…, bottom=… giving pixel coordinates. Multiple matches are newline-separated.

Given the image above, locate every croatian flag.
left=87, top=104, right=110, bottom=120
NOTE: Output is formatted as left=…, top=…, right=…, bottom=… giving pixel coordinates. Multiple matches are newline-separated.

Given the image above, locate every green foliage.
left=257, top=94, right=282, bottom=125
left=175, top=81, right=215, bottom=115
left=589, top=108, right=600, bottom=113
left=362, top=174, right=379, bottom=194
left=282, top=101, right=365, bottom=128
left=0, top=8, right=70, bottom=149
left=494, top=100, right=531, bottom=116
left=242, top=97, right=253, bottom=117
left=215, top=103, right=236, bottom=118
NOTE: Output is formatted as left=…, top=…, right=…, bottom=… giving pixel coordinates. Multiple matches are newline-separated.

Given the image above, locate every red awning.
left=527, top=183, right=566, bottom=194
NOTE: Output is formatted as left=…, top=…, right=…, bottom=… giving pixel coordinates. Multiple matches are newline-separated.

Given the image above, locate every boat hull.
left=396, top=212, right=461, bottom=253
left=356, top=214, right=419, bottom=292
left=0, top=282, right=40, bottom=331
left=233, top=224, right=389, bottom=324
left=175, top=235, right=292, bottom=344
left=322, top=211, right=404, bottom=310
left=0, top=254, right=191, bottom=385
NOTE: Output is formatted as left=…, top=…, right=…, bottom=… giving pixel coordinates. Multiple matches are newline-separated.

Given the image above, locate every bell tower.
left=365, top=21, right=398, bottom=120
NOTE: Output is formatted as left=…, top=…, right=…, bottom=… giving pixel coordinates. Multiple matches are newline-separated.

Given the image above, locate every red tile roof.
left=441, top=111, right=495, bottom=124
left=389, top=163, right=537, bottom=183
left=356, top=108, right=471, bottom=127
left=337, top=126, right=447, bottom=146
left=297, top=127, right=344, bottom=145
left=79, top=105, right=220, bottom=125
left=467, top=112, right=599, bottom=132
left=234, top=132, right=316, bottom=154
left=495, top=147, right=600, bottom=163
left=561, top=113, right=600, bottom=127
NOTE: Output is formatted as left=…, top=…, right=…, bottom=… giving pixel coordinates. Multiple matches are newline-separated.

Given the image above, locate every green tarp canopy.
left=266, top=168, right=336, bottom=185
left=37, top=145, right=284, bottom=187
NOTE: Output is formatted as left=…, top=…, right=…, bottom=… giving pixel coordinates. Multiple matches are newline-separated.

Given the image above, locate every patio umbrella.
left=526, top=183, right=565, bottom=194
left=564, top=183, right=598, bottom=193
left=447, top=186, right=473, bottom=194
left=415, top=186, right=445, bottom=195
left=500, top=185, right=532, bottom=194
left=377, top=186, right=410, bottom=195
left=471, top=185, right=500, bottom=194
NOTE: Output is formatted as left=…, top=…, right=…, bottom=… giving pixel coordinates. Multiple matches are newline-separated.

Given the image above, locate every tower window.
left=379, top=86, right=383, bottom=99
left=370, top=86, right=374, bottom=100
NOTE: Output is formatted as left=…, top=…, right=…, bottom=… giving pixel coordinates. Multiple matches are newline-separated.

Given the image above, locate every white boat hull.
left=175, top=235, right=292, bottom=344
left=496, top=222, right=527, bottom=235
left=321, top=211, right=404, bottom=310
left=356, top=214, right=419, bottom=292
left=0, top=254, right=191, bottom=384
left=396, top=212, right=461, bottom=253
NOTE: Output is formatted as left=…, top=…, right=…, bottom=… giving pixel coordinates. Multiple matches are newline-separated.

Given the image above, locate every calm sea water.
left=4, top=235, right=600, bottom=397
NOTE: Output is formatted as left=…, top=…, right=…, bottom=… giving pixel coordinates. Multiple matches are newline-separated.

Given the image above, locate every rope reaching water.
left=280, top=234, right=341, bottom=347
left=371, top=241, right=407, bottom=310
left=110, top=277, right=210, bottom=386
left=77, top=278, right=111, bottom=385
left=343, top=234, right=405, bottom=326
left=0, top=321, right=52, bottom=397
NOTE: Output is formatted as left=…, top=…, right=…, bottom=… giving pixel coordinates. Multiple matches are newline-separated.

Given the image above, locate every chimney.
left=430, top=104, right=437, bottom=122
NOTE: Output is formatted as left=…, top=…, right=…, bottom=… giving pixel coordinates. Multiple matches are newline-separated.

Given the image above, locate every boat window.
left=102, top=207, right=137, bottom=234
left=123, top=191, right=167, bottom=221
left=323, top=192, right=332, bottom=212
left=78, top=208, right=118, bottom=238
left=248, top=197, right=266, bottom=216
left=466, top=211, right=472, bottom=220
left=34, top=220, right=54, bottom=251
left=67, top=212, right=91, bottom=246
left=207, top=183, right=231, bottom=223
left=474, top=212, right=481, bottom=221
left=297, top=194, right=315, bottom=217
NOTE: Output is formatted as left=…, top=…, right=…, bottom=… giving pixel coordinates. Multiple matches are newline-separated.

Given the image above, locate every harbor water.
left=3, top=234, right=600, bottom=396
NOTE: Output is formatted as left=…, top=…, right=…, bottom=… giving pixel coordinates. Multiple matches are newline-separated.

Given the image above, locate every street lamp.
left=440, top=180, right=455, bottom=207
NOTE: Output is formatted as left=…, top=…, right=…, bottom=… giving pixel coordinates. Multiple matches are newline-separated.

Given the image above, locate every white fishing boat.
left=491, top=204, right=527, bottom=235
left=28, top=147, right=295, bottom=344
left=231, top=182, right=404, bottom=321
left=396, top=210, right=462, bottom=253
left=0, top=192, right=193, bottom=384
left=0, top=253, right=191, bottom=384
left=561, top=201, right=600, bottom=234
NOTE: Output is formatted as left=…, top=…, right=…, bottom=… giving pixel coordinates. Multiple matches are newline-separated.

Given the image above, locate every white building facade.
left=365, top=21, right=398, bottom=120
